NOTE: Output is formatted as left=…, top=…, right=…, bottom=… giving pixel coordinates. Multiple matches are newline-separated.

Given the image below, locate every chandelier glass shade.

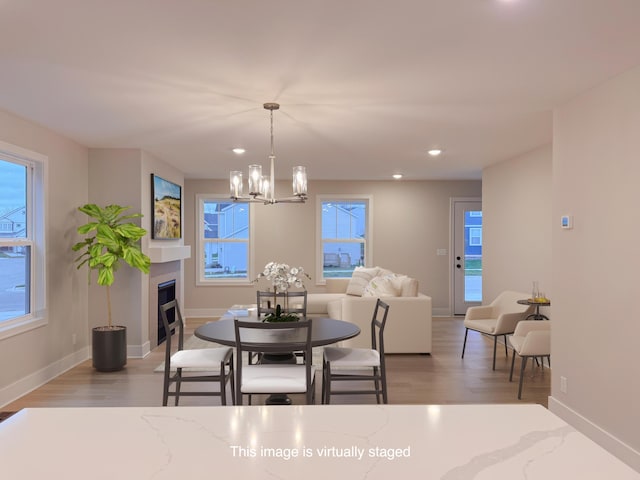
left=230, top=102, right=307, bottom=204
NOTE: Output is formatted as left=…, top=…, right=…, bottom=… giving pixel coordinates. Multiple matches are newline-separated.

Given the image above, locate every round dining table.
left=195, top=317, right=360, bottom=406
left=194, top=317, right=360, bottom=348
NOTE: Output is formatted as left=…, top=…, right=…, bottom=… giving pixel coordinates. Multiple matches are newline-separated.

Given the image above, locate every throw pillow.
left=363, top=275, right=401, bottom=297
left=346, top=266, right=380, bottom=296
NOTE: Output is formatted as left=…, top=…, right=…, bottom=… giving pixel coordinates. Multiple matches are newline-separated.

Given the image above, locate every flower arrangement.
left=255, top=262, right=310, bottom=322
left=255, top=262, right=310, bottom=293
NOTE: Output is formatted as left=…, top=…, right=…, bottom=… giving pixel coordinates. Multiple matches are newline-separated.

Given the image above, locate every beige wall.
left=184, top=178, right=482, bottom=315
left=0, top=109, right=89, bottom=406
left=482, top=145, right=553, bottom=305
left=88, top=149, right=186, bottom=356
left=550, top=65, right=640, bottom=468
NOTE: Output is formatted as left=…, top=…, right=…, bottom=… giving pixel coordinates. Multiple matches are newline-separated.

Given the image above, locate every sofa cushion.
left=307, top=293, right=348, bottom=315
left=362, top=275, right=400, bottom=297
left=327, top=298, right=343, bottom=319
left=399, top=276, right=419, bottom=297
left=345, top=266, right=380, bottom=296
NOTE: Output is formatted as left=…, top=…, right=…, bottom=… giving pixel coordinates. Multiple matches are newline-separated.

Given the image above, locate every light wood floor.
left=3, top=317, right=550, bottom=411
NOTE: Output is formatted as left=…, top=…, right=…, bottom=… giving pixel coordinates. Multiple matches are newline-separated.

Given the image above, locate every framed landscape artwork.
left=151, top=174, right=182, bottom=239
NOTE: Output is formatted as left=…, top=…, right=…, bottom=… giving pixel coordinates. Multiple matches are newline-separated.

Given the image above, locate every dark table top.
left=195, top=317, right=361, bottom=347
left=517, top=299, right=551, bottom=307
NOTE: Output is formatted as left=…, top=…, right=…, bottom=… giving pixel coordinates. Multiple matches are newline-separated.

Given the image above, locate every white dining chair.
left=160, top=300, right=235, bottom=406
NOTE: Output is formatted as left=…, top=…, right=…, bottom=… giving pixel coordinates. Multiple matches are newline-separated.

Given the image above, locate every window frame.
left=195, top=194, right=254, bottom=286
left=316, top=194, right=373, bottom=284
left=0, top=140, right=47, bottom=340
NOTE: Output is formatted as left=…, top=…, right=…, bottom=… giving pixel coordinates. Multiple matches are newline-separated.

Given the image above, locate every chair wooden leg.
left=381, top=362, right=388, bottom=404
left=374, top=366, right=381, bottom=404
left=461, top=328, right=469, bottom=358
left=518, top=356, right=528, bottom=399
left=162, top=370, right=170, bottom=407
left=229, top=361, right=236, bottom=406
left=175, top=369, right=182, bottom=406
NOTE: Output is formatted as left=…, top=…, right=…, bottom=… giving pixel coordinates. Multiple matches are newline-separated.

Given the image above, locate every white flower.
left=254, top=261, right=310, bottom=292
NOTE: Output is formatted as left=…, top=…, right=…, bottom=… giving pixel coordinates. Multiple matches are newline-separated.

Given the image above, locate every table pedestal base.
left=261, top=353, right=297, bottom=405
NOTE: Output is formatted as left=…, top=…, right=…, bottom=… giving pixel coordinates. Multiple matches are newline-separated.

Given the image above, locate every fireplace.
left=157, top=279, right=176, bottom=344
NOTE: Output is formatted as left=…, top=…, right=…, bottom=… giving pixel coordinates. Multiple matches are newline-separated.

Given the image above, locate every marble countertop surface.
left=0, top=404, right=637, bottom=479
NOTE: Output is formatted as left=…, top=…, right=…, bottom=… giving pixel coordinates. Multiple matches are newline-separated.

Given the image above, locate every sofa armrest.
left=335, top=294, right=432, bottom=353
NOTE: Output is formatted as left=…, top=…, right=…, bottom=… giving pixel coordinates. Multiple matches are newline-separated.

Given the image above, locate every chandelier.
left=230, top=102, right=307, bottom=204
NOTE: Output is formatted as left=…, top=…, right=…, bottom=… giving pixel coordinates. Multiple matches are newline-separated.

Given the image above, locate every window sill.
left=0, top=314, right=47, bottom=341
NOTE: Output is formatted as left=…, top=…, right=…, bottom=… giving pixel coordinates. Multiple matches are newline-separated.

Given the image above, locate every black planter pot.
left=92, top=326, right=127, bottom=372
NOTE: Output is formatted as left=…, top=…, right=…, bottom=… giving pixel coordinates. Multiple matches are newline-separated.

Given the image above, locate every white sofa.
left=306, top=271, right=432, bottom=354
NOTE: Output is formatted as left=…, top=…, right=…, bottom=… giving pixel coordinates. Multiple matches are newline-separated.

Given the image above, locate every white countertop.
left=0, top=404, right=637, bottom=479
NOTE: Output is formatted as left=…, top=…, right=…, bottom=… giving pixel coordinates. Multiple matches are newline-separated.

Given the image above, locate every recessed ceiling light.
left=232, top=147, right=246, bottom=154
left=392, top=174, right=403, bottom=180
left=428, top=149, right=442, bottom=157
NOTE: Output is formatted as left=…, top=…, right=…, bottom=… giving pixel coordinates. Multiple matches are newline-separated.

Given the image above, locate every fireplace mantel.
left=148, top=245, right=191, bottom=264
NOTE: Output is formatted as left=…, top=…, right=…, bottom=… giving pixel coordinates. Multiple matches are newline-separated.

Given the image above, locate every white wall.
left=482, top=145, right=553, bottom=305
left=184, top=178, right=482, bottom=315
left=0, top=109, right=89, bottom=407
left=550, top=65, right=640, bottom=469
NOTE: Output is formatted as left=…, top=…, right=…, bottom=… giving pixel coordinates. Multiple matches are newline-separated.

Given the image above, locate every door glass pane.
left=464, top=211, right=482, bottom=302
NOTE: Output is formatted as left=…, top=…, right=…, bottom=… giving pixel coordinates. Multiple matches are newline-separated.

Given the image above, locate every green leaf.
left=97, top=267, right=115, bottom=286
left=115, top=223, right=147, bottom=240
left=77, top=222, right=98, bottom=235
left=96, top=224, right=119, bottom=250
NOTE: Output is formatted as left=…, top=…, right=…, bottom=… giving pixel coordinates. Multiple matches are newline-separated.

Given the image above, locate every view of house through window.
left=200, top=198, right=249, bottom=281
left=0, top=158, right=30, bottom=322
left=320, top=199, right=368, bottom=278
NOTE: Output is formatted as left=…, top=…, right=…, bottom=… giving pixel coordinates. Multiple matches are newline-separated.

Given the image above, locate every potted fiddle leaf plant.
left=72, top=204, right=151, bottom=372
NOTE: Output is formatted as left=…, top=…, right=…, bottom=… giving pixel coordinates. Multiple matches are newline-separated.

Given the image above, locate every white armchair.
left=509, top=320, right=551, bottom=399
left=461, top=290, right=533, bottom=370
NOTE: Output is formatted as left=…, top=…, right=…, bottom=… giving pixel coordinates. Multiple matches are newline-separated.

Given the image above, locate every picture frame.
left=151, top=174, right=182, bottom=239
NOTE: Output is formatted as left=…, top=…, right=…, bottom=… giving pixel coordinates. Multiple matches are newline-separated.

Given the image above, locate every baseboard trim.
left=0, top=346, right=90, bottom=409
left=127, top=341, right=151, bottom=359
left=548, top=396, right=640, bottom=472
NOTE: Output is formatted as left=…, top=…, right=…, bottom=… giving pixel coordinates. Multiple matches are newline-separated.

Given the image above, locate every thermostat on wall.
left=561, top=215, right=573, bottom=229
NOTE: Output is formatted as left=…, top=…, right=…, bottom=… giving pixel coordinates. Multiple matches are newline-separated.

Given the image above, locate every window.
left=317, top=195, right=372, bottom=281
left=197, top=195, right=252, bottom=284
left=0, top=141, right=47, bottom=338
left=469, top=227, right=482, bottom=246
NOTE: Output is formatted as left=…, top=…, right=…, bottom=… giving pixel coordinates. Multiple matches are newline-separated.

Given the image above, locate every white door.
left=452, top=199, right=482, bottom=315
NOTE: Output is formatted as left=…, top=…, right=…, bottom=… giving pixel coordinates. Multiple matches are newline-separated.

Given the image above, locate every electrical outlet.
left=72, top=333, right=77, bottom=346
left=560, top=376, right=568, bottom=393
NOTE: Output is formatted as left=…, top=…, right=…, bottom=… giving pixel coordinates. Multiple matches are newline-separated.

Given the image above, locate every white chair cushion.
left=170, top=347, right=231, bottom=370
left=323, top=346, right=380, bottom=367
left=240, top=364, right=314, bottom=393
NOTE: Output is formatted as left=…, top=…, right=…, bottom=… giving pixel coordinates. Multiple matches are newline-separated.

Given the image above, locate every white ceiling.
left=1, top=0, right=640, bottom=181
